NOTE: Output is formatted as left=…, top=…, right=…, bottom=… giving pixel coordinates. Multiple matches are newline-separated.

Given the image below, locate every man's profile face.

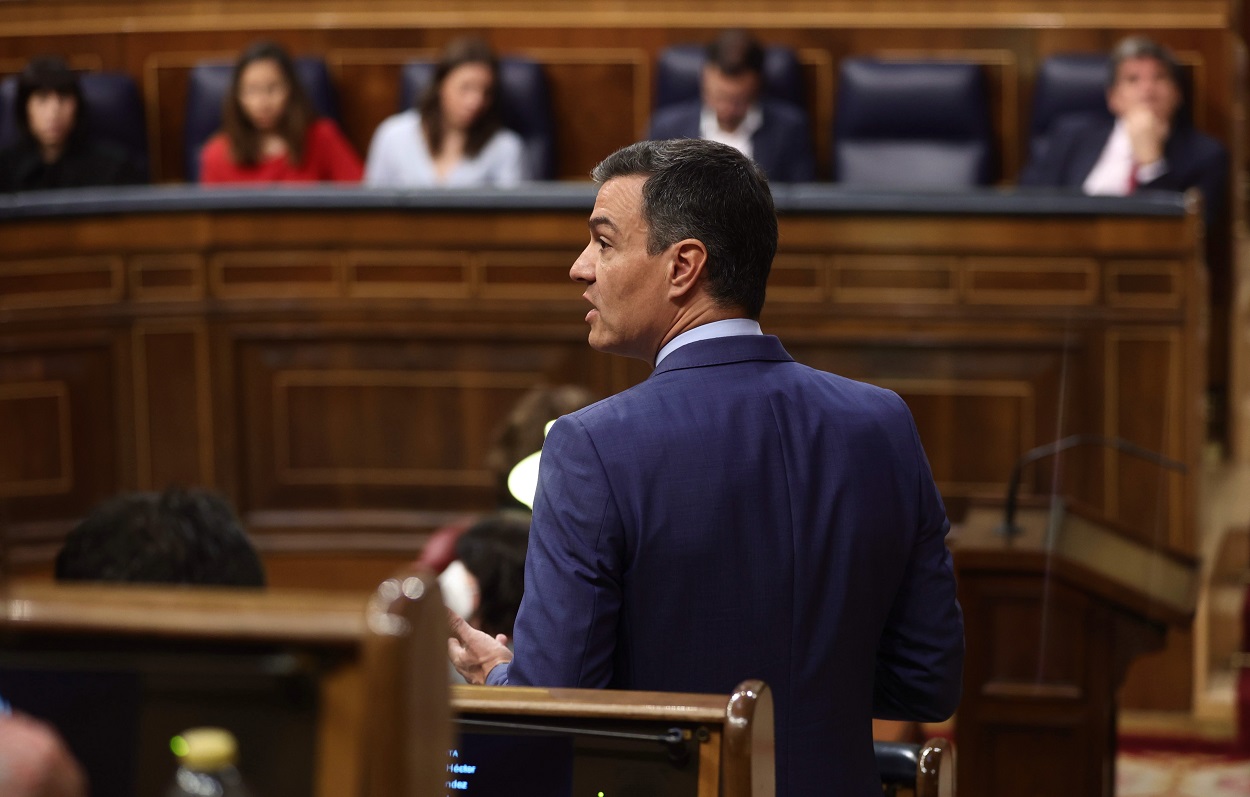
left=1107, top=56, right=1181, bottom=122
left=570, top=175, right=674, bottom=362
left=701, top=66, right=760, bottom=133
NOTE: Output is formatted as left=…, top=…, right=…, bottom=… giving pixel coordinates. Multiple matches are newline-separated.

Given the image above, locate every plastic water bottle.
left=166, top=727, right=252, bottom=797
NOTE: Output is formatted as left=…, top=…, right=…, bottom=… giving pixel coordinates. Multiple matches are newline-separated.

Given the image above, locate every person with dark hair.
left=364, top=37, right=525, bottom=187
left=198, top=41, right=362, bottom=184
left=0, top=56, right=142, bottom=192
left=438, top=511, right=530, bottom=640
left=54, top=488, right=266, bottom=587
left=448, top=139, right=963, bottom=795
left=1019, top=35, right=1227, bottom=221
left=646, top=29, right=815, bottom=182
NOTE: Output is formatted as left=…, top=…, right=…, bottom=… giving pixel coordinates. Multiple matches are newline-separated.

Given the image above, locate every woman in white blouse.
left=365, top=37, right=525, bottom=188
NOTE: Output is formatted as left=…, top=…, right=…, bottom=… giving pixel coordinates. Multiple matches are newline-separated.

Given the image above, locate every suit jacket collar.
left=651, top=334, right=793, bottom=377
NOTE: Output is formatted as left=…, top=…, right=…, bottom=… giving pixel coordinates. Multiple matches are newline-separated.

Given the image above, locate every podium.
left=951, top=500, right=1197, bottom=797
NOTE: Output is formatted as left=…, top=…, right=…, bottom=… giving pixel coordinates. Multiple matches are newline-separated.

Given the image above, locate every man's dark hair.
left=15, top=55, right=86, bottom=150
left=222, top=40, right=317, bottom=168
left=1108, top=36, right=1183, bottom=91
left=590, top=138, right=777, bottom=319
left=456, top=511, right=530, bottom=638
left=55, top=488, right=266, bottom=587
left=705, top=29, right=765, bottom=78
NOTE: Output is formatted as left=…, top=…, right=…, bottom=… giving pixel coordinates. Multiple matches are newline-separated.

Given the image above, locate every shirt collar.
left=654, top=318, right=764, bottom=367
left=699, top=104, right=764, bottom=140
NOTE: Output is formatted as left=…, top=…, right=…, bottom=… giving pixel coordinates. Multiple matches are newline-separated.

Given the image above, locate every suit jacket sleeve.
left=872, top=410, right=964, bottom=721
left=498, top=414, right=626, bottom=688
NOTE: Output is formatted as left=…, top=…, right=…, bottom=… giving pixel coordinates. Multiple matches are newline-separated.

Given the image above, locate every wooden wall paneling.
left=0, top=333, right=123, bottom=539
left=0, top=381, right=73, bottom=500
left=1104, top=328, right=1189, bottom=551
left=269, top=368, right=535, bottom=487
left=963, top=256, right=1100, bottom=305
left=522, top=48, right=651, bottom=178
left=345, top=250, right=475, bottom=299
left=767, top=254, right=828, bottom=304
left=129, top=253, right=206, bottom=301
left=0, top=257, right=124, bottom=311
left=1104, top=260, right=1184, bottom=309
left=131, top=320, right=214, bottom=489
left=231, top=330, right=602, bottom=517
left=210, top=250, right=346, bottom=299
left=831, top=254, right=960, bottom=303
left=477, top=250, right=581, bottom=300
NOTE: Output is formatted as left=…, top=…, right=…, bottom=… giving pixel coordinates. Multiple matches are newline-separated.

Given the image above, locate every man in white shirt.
left=646, top=30, right=816, bottom=182
left=1020, top=36, right=1226, bottom=224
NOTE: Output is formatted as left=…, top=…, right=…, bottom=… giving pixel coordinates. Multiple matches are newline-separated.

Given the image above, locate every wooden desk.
left=0, top=576, right=449, bottom=797
left=451, top=681, right=774, bottom=797
left=0, top=186, right=1205, bottom=562
left=0, top=186, right=1206, bottom=710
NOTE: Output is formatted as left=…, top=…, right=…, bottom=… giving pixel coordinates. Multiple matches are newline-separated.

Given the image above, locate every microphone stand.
left=998, top=434, right=1187, bottom=541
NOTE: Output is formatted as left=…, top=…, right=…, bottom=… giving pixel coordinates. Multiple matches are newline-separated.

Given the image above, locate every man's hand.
left=447, top=609, right=513, bottom=684
left=1123, top=104, right=1169, bottom=166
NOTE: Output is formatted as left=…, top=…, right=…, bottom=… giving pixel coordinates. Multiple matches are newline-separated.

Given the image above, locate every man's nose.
left=570, top=245, right=594, bottom=283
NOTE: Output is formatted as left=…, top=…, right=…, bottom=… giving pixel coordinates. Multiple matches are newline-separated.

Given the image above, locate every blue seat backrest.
left=0, top=71, right=149, bottom=180
left=653, top=43, right=805, bottom=110
left=398, top=57, right=556, bottom=180
left=1029, top=53, right=1113, bottom=166
left=833, top=58, right=993, bottom=187
left=184, top=56, right=340, bottom=182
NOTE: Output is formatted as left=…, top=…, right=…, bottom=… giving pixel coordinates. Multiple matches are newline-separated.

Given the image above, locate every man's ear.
left=668, top=239, right=708, bottom=299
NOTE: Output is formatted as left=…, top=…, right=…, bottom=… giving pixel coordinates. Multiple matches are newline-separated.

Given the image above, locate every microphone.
left=998, top=434, right=1187, bottom=540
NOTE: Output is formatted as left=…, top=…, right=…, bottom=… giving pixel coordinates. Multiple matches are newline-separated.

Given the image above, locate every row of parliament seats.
left=1, top=46, right=1128, bottom=187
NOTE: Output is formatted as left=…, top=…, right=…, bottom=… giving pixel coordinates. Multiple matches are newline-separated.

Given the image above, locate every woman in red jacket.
left=199, top=41, right=362, bottom=183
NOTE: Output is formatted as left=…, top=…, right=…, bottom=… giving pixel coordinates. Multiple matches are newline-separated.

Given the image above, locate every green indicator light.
left=170, top=735, right=189, bottom=757
left=598, top=793, right=605, bottom=797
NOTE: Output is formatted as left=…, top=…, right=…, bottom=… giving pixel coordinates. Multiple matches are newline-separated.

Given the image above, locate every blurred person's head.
left=55, top=488, right=265, bottom=587
left=15, top=56, right=84, bottom=162
left=439, top=511, right=530, bottom=639
left=1106, top=36, right=1183, bottom=123
left=701, top=30, right=765, bottom=133
left=222, top=40, right=316, bottom=167
left=418, top=36, right=504, bottom=158
left=0, top=713, right=87, bottom=797
left=485, top=384, right=597, bottom=508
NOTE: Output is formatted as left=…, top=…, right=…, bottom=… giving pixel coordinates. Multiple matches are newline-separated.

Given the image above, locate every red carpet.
left=1117, top=735, right=1250, bottom=797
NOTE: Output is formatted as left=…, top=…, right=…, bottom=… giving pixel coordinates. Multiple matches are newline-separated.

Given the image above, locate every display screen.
left=448, top=733, right=574, bottom=796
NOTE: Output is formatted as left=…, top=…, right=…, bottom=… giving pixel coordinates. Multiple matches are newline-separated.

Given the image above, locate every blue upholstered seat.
left=0, top=71, right=149, bottom=180
left=1029, top=54, right=1113, bottom=167
left=398, top=57, right=556, bottom=180
left=652, top=43, right=806, bottom=110
left=832, top=58, right=993, bottom=187
left=183, top=57, right=341, bottom=182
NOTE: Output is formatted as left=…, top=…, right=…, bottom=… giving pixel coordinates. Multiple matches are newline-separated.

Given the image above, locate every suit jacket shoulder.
left=646, top=100, right=701, bottom=141
left=1018, top=112, right=1113, bottom=187
left=753, top=99, right=816, bottom=182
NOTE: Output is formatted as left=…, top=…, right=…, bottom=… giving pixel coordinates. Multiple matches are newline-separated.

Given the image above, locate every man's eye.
left=597, top=238, right=610, bottom=250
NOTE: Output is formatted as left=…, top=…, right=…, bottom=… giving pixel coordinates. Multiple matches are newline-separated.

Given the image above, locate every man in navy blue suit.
left=449, top=139, right=963, bottom=795
left=1020, top=36, right=1227, bottom=227
left=646, top=30, right=816, bottom=182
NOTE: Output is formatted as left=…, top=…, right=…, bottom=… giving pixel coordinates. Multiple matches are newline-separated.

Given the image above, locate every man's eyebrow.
left=588, top=215, right=617, bottom=233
